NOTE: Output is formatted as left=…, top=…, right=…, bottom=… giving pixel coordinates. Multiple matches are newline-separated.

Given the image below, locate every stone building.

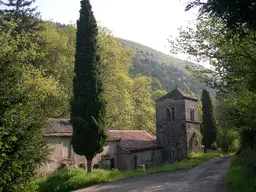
left=39, top=119, right=162, bottom=176
left=40, top=87, right=201, bottom=175
left=156, top=86, right=202, bottom=162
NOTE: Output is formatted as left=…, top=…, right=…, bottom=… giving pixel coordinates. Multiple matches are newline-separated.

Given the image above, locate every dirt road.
left=74, top=156, right=235, bottom=192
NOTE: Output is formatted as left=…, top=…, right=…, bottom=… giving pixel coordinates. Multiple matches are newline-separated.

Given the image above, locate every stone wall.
left=184, top=100, right=200, bottom=122
left=184, top=99, right=202, bottom=154
left=38, top=137, right=121, bottom=176
left=156, top=99, right=188, bottom=162
left=156, top=97, right=202, bottom=163
left=38, top=136, right=73, bottom=176
left=186, top=123, right=202, bottom=154
left=118, top=149, right=163, bottom=171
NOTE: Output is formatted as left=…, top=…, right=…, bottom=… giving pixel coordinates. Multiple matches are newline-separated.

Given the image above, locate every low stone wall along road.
left=74, top=156, right=235, bottom=192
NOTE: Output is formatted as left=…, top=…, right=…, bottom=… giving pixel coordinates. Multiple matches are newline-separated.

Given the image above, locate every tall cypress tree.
left=201, top=89, right=217, bottom=149
left=71, top=0, right=106, bottom=173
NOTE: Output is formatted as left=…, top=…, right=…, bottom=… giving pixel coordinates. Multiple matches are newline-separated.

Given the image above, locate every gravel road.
left=74, top=156, right=235, bottom=192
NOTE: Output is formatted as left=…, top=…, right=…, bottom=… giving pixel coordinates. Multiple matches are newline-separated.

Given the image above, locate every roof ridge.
left=156, top=86, right=198, bottom=101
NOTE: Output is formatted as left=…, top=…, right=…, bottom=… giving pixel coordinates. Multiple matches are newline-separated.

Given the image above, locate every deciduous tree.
left=0, top=20, right=48, bottom=192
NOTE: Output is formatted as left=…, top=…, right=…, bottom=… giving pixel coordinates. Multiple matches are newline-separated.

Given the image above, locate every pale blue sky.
left=35, top=0, right=198, bottom=54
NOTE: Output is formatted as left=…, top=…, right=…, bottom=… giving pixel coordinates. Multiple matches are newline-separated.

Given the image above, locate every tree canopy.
left=185, top=0, right=256, bottom=34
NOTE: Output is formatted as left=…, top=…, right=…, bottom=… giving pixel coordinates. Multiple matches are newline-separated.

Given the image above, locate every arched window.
left=171, top=107, right=175, bottom=121
left=165, top=108, right=171, bottom=121
left=165, top=107, right=175, bottom=121
left=190, top=107, right=195, bottom=121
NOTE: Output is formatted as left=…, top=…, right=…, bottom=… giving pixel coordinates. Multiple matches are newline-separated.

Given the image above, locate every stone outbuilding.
left=39, top=119, right=162, bottom=176
left=39, top=86, right=202, bottom=175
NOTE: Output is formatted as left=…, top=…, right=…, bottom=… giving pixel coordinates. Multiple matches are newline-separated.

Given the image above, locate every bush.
left=37, top=168, right=112, bottom=192
left=23, top=181, right=39, bottom=192
left=217, top=129, right=240, bottom=153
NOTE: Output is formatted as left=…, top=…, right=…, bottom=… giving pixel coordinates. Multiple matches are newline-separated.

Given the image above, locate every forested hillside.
left=118, top=38, right=206, bottom=96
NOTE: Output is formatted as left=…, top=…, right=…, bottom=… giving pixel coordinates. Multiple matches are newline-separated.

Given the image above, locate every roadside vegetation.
left=170, top=1, right=256, bottom=192
left=227, top=148, right=256, bottom=192
left=36, top=153, right=224, bottom=192
left=1, top=0, right=255, bottom=191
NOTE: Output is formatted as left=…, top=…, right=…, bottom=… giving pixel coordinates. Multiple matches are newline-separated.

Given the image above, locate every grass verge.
left=36, top=153, right=224, bottom=192
left=227, top=148, right=256, bottom=192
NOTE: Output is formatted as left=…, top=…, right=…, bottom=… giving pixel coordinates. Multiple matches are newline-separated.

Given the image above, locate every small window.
left=134, top=155, right=137, bottom=170
left=151, top=153, right=154, bottom=164
left=171, top=107, right=175, bottom=121
left=192, top=108, right=195, bottom=121
left=165, top=107, right=175, bottom=121
left=165, top=108, right=171, bottom=121
left=110, top=158, right=115, bottom=169
left=190, top=107, right=195, bottom=121
left=68, top=145, right=72, bottom=158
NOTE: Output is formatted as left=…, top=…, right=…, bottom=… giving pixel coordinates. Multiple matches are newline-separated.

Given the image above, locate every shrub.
left=217, top=129, right=240, bottom=153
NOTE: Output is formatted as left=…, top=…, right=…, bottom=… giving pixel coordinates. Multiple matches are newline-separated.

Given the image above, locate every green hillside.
left=118, top=38, right=206, bottom=96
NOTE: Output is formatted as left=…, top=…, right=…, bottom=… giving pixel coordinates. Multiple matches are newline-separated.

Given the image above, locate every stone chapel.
left=156, top=86, right=202, bottom=162
left=39, top=86, right=202, bottom=175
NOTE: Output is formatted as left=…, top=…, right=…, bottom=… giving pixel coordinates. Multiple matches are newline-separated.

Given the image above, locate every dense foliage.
left=0, top=16, right=48, bottom=192
left=227, top=148, right=256, bottom=192
left=70, top=0, right=107, bottom=173
left=118, top=39, right=207, bottom=96
left=0, top=0, right=42, bottom=34
left=98, top=29, right=155, bottom=132
left=185, top=0, right=256, bottom=34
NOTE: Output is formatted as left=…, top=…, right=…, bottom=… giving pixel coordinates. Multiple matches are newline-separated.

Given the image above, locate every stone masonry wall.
left=156, top=96, right=202, bottom=163
left=38, top=137, right=120, bottom=176
left=184, top=99, right=202, bottom=155
left=156, top=99, right=188, bottom=162
left=118, top=149, right=163, bottom=171
left=186, top=123, right=202, bottom=155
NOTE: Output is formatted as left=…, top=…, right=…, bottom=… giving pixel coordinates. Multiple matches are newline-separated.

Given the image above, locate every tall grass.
left=36, top=153, right=224, bottom=192
left=227, top=148, right=256, bottom=192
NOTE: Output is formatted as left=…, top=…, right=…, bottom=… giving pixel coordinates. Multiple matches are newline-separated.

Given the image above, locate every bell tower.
left=156, top=87, right=202, bottom=162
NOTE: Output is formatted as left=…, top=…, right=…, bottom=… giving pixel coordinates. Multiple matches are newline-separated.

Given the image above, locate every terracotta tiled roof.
left=107, top=130, right=162, bottom=152
left=157, top=86, right=198, bottom=102
left=43, top=119, right=162, bottom=151
left=43, top=118, right=73, bottom=136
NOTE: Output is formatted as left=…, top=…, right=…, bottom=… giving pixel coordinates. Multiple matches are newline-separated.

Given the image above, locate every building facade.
left=40, top=87, right=202, bottom=175
left=156, top=86, right=202, bottom=162
left=39, top=119, right=162, bottom=176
